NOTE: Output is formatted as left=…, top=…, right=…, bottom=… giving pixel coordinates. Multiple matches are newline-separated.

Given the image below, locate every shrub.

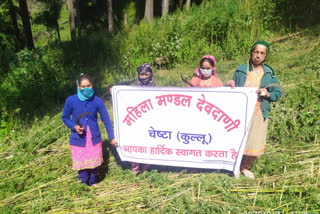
left=115, top=0, right=279, bottom=71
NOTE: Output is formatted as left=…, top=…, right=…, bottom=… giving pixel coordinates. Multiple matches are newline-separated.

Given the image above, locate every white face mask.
left=200, top=68, right=212, bottom=78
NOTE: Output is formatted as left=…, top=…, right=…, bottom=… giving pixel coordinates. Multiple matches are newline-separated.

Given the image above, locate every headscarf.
left=136, top=63, right=156, bottom=87
left=250, top=40, right=270, bottom=56
left=195, top=55, right=217, bottom=77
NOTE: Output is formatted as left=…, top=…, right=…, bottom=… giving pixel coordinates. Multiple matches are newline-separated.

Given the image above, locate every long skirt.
left=243, top=110, right=268, bottom=156
left=71, top=125, right=103, bottom=170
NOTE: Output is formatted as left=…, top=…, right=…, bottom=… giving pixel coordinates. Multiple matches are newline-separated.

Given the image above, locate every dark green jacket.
left=232, top=64, right=282, bottom=119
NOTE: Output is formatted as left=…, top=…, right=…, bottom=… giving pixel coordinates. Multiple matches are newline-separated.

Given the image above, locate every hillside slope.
left=0, top=26, right=320, bottom=213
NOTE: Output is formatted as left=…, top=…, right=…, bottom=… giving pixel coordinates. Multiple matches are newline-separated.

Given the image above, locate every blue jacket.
left=62, top=94, right=115, bottom=147
left=232, top=64, right=282, bottom=119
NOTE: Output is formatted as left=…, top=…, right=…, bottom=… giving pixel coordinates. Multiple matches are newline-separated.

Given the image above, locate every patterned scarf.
left=136, top=63, right=156, bottom=87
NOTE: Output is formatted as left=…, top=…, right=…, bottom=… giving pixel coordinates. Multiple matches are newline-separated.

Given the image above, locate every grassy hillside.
left=0, top=26, right=320, bottom=213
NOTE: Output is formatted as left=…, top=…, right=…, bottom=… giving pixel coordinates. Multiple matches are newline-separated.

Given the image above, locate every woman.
left=226, top=41, right=282, bottom=179
left=190, top=55, right=224, bottom=87
left=62, top=74, right=117, bottom=186
left=130, top=63, right=156, bottom=175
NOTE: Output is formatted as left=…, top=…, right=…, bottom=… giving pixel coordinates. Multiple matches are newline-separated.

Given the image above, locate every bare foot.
left=234, top=170, right=240, bottom=179
left=242, top=169, right=255, bottom=179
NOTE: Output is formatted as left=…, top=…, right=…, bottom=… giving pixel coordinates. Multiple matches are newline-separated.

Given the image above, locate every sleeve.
left=232, top=65, right=247, bottom=87
left=267, top=74, right=282, bottom=102
left=215, top=78, right=224, bottom=87
left=232, top=70, right=243, bottom=87
left=232, top=70, right=240, bottom=86
left=61, top=97, right=77, bottom=130
left=232, top=72, right=237, bottom=82
left=98, top=99, right=115, bottom=140
left=190, top=77, right=198, bottom=87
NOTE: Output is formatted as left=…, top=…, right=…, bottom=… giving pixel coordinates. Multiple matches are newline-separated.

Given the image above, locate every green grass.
left=1, top=26, right=320, bottom=213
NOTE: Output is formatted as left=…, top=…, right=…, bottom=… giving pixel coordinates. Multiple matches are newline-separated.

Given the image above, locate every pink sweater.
left=190, top=76, right=223, bottom=87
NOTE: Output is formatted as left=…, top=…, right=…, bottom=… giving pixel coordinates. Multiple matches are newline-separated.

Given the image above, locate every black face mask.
left=139, top=77, right=152, bottom=85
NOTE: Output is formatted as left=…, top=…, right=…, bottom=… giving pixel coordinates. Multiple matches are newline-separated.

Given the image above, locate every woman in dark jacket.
left=226, top=41, right=282, bottom=179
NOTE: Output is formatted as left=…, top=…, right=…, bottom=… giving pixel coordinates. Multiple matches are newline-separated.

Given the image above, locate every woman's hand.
left=74, top=125, right=84, bottom=134
left=256, top=88, right=270, bottom=97
left=110, top=139, right=118, bottom=148
left=226, top=80, right=235, bottom=88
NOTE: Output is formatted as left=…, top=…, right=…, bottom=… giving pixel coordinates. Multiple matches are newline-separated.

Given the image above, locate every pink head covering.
left=195, top=55, right=217, bottom=77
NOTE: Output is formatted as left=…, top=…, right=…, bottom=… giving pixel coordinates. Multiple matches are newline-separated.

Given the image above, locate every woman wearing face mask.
left=129, top=63, right=156, bottom=175
left=190, top=55, right=224, bottom=87
left=62, top=74, right=117, bottom=186
left=136, top=63, right=156, bottom=87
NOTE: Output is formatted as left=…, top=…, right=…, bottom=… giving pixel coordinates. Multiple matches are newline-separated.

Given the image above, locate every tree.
left=162, top=0, right=169, bottom=17
left=107, top=0, right=113, bottom=33
left=75, top=0, right=80, bottom=37
left=186, top=0, right=191, bottom=11
left=144, top=0, right=153, bottom=21
left=67, top=0, right=76, bottom=40
left=33, top=0, right=63, bottom=42
left=8, top=0, right=23, bottom=49
left=18, top=0, right=34, bottom=49
left=179, top=0, right=183, bottom=10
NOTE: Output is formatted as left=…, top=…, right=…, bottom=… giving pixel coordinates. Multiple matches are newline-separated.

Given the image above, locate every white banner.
left=112, top=86, right=257, bottom=174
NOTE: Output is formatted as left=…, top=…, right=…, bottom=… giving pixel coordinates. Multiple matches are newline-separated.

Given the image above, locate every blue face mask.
left=77, top=87, right=94, bottom=101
